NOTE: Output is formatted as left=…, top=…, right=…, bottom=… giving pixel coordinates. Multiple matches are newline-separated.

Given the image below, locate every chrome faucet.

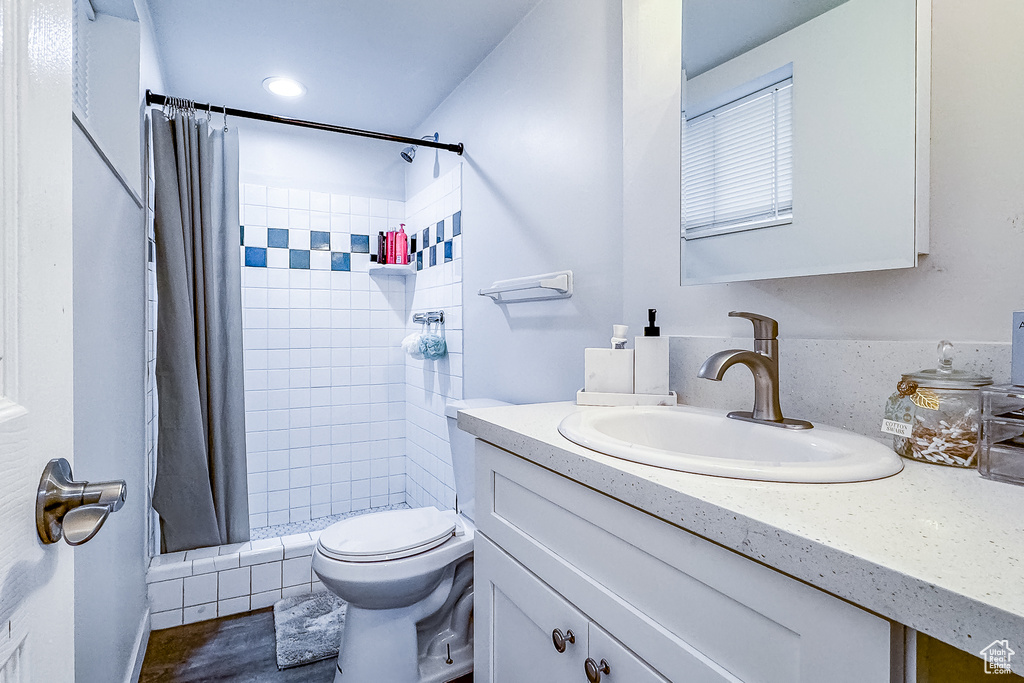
left=698, top=312, right=812, bottom=430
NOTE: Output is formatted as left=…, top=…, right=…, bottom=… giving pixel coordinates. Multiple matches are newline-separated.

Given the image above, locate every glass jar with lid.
left=883, top=341, right=993, bottom=467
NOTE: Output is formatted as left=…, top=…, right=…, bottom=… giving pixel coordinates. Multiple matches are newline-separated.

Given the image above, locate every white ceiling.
left=145, top=0, right=543, bottom=135
left=684, top=0, right=850, bottom=77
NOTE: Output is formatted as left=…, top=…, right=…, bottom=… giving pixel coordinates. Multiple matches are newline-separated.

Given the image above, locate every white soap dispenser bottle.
left=634, top=309, right=669, bottom=395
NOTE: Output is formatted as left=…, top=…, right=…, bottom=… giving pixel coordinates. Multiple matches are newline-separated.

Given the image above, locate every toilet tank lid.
left=444, top=399, right=511, bottom=419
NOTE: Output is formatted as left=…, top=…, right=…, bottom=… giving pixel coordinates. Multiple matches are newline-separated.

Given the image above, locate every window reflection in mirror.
left=680, top=0, right=926, bottom=285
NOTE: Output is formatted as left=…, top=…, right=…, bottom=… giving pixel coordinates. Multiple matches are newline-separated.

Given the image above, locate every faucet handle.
left=729, top=311, right=778, bottom=340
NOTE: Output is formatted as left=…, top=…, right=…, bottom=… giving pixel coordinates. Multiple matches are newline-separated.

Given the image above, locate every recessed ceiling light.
left=262, top=77, right=306, bottom=98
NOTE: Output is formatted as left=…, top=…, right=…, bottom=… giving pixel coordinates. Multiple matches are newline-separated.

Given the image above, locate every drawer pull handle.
left=551, top=628, right=576, bottom=653
left=585, top=657, right=611, bottom=682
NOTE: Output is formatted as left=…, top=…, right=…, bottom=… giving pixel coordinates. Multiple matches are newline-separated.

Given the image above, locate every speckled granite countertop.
left=460, top=401, right=1024, bottom=673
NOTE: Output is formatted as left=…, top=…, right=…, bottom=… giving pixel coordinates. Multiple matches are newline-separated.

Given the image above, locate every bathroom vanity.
left=462, top=402, right=1024, bottom=682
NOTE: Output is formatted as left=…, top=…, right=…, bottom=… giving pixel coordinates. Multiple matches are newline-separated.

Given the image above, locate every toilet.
left=312, top=398, right=509, bottom=683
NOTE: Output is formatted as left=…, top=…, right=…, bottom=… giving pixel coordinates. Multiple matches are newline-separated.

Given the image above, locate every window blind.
left=682, top=78, right=793, bottom=240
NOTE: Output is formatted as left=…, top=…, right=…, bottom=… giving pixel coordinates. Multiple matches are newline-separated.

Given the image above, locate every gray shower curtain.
left=152, top=113, right=249, bottom=553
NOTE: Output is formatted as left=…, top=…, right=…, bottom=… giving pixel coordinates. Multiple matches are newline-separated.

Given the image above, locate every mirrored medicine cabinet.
left=680, top=0, right=929, bottom=285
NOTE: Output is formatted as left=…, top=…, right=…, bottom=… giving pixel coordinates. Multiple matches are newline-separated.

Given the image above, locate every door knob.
left=585, top=657, right=611, bottom=682
left=36, top=459, right=126, bottom=545
left=551, top=628, right=576, bottom=653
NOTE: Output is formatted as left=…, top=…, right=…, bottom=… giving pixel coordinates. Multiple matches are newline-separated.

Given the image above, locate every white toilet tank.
left=445, top=399, right=510, bottom=523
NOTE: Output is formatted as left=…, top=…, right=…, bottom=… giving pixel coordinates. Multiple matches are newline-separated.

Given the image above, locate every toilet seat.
left=317, top=507, right=457, bottom=562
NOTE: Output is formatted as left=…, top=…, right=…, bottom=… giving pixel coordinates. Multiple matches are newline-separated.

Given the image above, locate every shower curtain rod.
left=144, top=90, right=464, bottom=156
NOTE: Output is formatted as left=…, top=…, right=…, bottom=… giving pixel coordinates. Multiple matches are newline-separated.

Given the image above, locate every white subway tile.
left=218, top=595, right=250, bottom=617
left=148, top=578, right=184, bottom=612
left=240, top=545, right=284, bottom=567
left=147, top=560, right=193, bottom=583
left=251, top=589, right=283, bottom=611
left=150, top=609, right=183, bottom=631
left=218, top=567, right=251, bottom=600
left=184, top=573, right=218, bottom=607
left=283, top=583, right=312, bottom=599
left=251, top=561, right=283, bottom=593
left=191, top=556, right=219, bottom=576
left=213, top=553, right=240, bottom=572
left=183, top=602, right=217, bottom=625
left=282, top=557, right=313, bottom=587
left=267, top=187, right=289, bottom=208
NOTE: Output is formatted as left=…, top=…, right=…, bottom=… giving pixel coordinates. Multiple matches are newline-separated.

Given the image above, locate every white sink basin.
left=557, top=405, right=903, bottom=483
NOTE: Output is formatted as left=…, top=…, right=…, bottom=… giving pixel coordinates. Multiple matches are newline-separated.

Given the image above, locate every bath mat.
left=273, top=591, right=348, bottom=670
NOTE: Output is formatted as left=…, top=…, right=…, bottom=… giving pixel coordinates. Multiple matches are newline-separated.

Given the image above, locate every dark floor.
left=139, top=608, right=472, bottom=683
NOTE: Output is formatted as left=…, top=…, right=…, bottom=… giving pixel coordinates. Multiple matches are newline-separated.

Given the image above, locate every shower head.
left=400, top=133, right=440, bottom=163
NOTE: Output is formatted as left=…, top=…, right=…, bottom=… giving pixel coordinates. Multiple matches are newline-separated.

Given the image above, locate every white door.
left=0, top=0, right=76, bottom=680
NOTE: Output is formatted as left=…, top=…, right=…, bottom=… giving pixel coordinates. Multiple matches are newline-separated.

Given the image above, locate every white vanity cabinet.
left=474, top=440, right=903, bottom=682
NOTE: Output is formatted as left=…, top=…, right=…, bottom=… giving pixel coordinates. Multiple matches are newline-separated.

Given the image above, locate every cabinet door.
left=477, top=535, right=589, bottom=682
left=587, top=623, right=669, bottom=683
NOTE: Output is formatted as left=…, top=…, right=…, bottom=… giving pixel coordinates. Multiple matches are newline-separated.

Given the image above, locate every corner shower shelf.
left=368, top=263, right=416, bottom=276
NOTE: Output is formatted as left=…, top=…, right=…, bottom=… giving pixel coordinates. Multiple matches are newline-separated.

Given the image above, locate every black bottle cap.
left=644, top=308, right=660, bottom=337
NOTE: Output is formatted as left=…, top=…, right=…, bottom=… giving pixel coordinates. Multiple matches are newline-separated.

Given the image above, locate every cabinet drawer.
left=476, top=440, right=898, bottom=683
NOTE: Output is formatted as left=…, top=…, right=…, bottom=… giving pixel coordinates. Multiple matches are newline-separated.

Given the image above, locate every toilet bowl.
left=312, top=398, right=509, bottom=683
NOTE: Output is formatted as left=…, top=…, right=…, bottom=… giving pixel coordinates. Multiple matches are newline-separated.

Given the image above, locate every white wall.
left=624, top=0, right=1024, bottom=345
left=408, top=0, right=625, bottom=404
left=72, top=127, right=148, bottom=683
left=239, top=120, right=407, bottom=200
left=76, top=11, right=143, bottom=197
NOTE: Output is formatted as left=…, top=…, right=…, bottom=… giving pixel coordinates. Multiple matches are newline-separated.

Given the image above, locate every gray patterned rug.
left=273, top=592, right=348, bottom=670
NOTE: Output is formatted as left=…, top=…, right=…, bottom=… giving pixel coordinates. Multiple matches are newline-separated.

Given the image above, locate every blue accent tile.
left=240, top=225, right=245, bottom=245
left=444, top=240, right=453, bottom=262
left=311, top=231, right=330, bottom=251
left=245, top=246, right=267, bottom=268
left=331, top=252, right=351, bottom=272
left=289, top=249, right=310, bottom=269
left=430, top=244, right=437, bottom=267
left=436, top=220, right=445, bottom=243
left=351, top=234, right=370, bottom=253
left=422, top=227, right=429, bottom=247
left=268, top=228, right=289, bottom=248
left=452, top=211, right=461, bottom=236
left=416, top=251, right=423, bottom=271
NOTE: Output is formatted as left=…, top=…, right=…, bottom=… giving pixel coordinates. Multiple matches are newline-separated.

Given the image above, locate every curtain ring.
left=206, top=102, right=212, bottom=123
left=222, top=105, right=229, bottom=133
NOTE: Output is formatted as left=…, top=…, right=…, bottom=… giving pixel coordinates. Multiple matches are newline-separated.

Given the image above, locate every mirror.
left=680, top=0, right=927, bottom=285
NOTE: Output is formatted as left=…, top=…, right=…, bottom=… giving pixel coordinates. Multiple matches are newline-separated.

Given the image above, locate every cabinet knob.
left=551, top=628, right=576, bottom=653
left=584, top=657, right=611, bottom=682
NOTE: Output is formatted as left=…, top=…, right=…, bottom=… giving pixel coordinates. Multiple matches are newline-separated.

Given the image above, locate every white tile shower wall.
left=404, top=166, right=464, bottom=510
left=240, top=185, right=408, bottom=531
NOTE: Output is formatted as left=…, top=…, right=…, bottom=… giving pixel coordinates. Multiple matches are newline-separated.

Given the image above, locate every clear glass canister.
left=883, top=341, right=993, bottom=467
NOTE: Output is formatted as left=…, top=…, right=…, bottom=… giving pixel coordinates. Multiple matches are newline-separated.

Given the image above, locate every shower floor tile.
left=249, top=502, right=411, bottom=540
